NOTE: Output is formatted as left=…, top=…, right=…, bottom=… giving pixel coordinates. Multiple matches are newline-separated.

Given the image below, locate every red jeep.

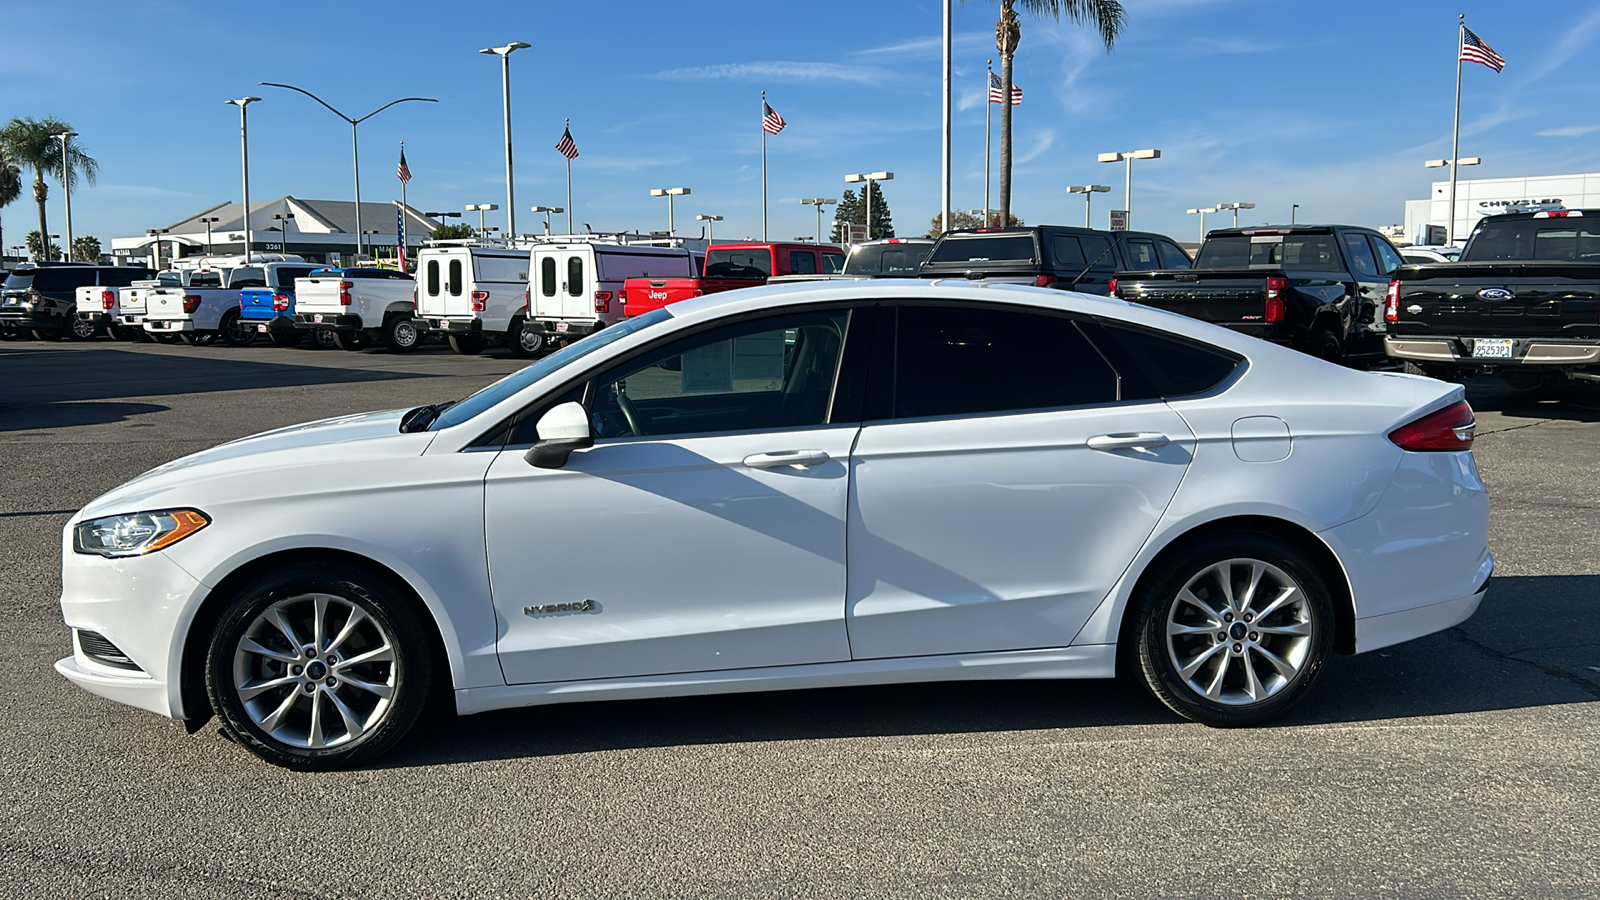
left=621, top=241, right=845, bottom=317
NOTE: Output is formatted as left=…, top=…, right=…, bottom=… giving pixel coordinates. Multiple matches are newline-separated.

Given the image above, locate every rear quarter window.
left=474, top=255, right=528, bottom=284
left=596, top=251, right=693, bottom=281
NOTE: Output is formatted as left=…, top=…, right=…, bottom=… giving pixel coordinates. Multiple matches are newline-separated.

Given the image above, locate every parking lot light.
left=649, top=188, right=691, bottom=237
left=1067, top=185, right=1111, bottom=228
left=465, top=204, right=499, bottom=238
left=530, top=206, right=563, bottom=235
left=1186, top=206, right=1219, bottom=241
left=1097, top=149, right=1161, bottom=229
left=800, top=199, right=836, bottom=244
left=1216, top=201, right=1256, bottom=228
left=224, top=97, right=261, bottom=260
left=695, top=213, right=723, bottom=243
left=843, top=172, right=893, bottom=240
left=479, top=42, right=531, bottom=239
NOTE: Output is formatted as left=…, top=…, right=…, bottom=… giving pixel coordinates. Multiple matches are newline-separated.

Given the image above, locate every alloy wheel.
left=1163, top=558, right=1314, bottom=706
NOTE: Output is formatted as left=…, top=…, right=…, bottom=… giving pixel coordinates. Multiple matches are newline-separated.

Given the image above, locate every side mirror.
left=524, top=401, right=594, bottom=469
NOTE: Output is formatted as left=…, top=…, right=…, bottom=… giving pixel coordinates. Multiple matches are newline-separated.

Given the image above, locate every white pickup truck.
left=143, top=261, right=311, bottom=347
left=415, top=243, right=530, bottom=356
left=293, top=267, right=422, bottom=352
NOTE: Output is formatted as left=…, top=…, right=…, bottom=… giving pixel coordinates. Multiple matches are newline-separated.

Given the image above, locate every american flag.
left=556, top=126, right=579, bottom=160
left=396, top=206, right=407, bottom=271
left=396, top=149, right=411, bottom=185
left=1460, top=26, right=1505, bottom=72
left=989, top=71, right=1022, bottom=105
left=762, top=102, right=787, bottom=135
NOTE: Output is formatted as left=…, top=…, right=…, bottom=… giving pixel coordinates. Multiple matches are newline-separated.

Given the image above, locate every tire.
left=448, top=333, right=486, bottom=356
left=506, top=318, right=544, bottom=359
left=1309, top=329, right=1342, bottom=365
left=219, top=310, right=259, bottom=347
left=67, top=313, right=98, bottom=341
left=300, top=329, right=337, bottom=350
left=268, top=331, right=304, bottom=348
left=1131, top=532, right=1334, bottom=727
left=332, top=330, right=372, bottom=351
left=108, top=324, right=139, bottom=342
left=179, top=331, right=218, bottom=346
left=382, top=316, right=421, bottom=353
left=152, top=332, right=181, bottom=344
left=204, top=562, right=437, bottom=770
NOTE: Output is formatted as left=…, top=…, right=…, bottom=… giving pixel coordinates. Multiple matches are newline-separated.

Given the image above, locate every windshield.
left=704, top=248, right=772, bottom=279
left=844, top=242, right=933, bottom=276
left=1196, top=233, right=1341, bottom=269
left=430, top=307, right=674, bottom=431
left=928, top=234, right=1036, bottom=264
left=1463, top=218, right=1600, bottom=261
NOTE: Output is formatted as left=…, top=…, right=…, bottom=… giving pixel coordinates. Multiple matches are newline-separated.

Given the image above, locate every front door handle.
left=743, top=450, right=830, bottom=469
left=1087, top=432, right=1170, bottom=452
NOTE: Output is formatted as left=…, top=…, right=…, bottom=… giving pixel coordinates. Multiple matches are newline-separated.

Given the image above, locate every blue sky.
left=4, top=0, right=1598, bottom=247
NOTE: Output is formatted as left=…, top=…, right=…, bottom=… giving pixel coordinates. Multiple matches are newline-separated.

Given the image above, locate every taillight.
left=617, top=287, right=627, bottom=306
left=1389, top=401, right=1475, bottom=452
left=524, top=287, right=531, bottom=313
left=339, top=281, right=353, bottom=306
left=1264, top=275, right=1287, bottom=323
left=1385, top=280, right=1401, bottom=323
left=1108, top=278, right=1119, bottom=296
left=1034, top=274, right=1056, bottom=287
left=101, top=289, right=116, bottom=310
left=594, top=290, right=613, bottom=313
left=27, top=287, right=43, bottom=307
left=691, top=289, right=704, bottom=298
left=471, top=289, right=488, bottom=312
left=182, top=294, right=201, bottom=314
left=272, top=292, right=291, bottom=312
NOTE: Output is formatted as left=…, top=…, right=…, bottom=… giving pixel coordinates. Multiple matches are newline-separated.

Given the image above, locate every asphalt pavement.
left=1, top=336, right=1596, bottom=898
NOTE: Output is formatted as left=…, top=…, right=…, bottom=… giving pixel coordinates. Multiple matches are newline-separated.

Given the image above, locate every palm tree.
left=981, top=0, right=1124, bottom=226
left=0, top=117, right=97, bottom=261
left=0, top=149, right=20, bottom=262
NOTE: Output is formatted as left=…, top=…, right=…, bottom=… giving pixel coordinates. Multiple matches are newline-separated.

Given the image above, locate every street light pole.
left=1291, top=204, right=1299, bottom=226
left=531, top=206, right=563, bottom=235
left=696, top=214, right=723, bottom=243
left=258, top=82, right=438, bottom=257
left=199, top=216, right=220, bottom=255
left=1096, top=149, right=1161, bottom=229
left=479, top=42, right=531, bottom=241
left=1067, top=185, right=1110, bottom=228
left=466, top=204, right=499, bottom=238
left=1186, top=206, right=1218, bottom=241
left=843, top=172, right=893, bottom=241
left=225, top=97, right=261, bottom=260
left=650, top=188, right=690, bottom=236
left=1216, top=201, right=1255, bottom=228
left=55, top=131, right=77, bottom=259
left=1424, top=157, right=1481, bottom=242
left=800, top=199, right=837, bottom=244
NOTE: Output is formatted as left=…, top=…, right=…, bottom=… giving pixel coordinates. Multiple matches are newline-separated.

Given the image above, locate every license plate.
left=1472, top=338, right=1513, bottom=359
left=313, top=314, right=324, bottom=323
left=555, top=322, right=570, bottom=333
left=257, top=324, right=268, bottom=332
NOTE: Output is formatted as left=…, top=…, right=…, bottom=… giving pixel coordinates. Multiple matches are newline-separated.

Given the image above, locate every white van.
left=526, top=237, right=698, bottom=355
left=415, top=243, right=531, bottom=356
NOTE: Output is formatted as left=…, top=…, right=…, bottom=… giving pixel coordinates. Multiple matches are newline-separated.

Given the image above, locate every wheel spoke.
left=1238, top=562, right=1266, bottom=614
left=1203, top=649, right=1231, bottom=699
left=1168, top=621, right=1222, bottom=636
left=239, top=636, right=300, bottom=664
left=1254, top=585, right=1300, bottom=621
left=312, top=595, right=330, bottom=652
left=259, top=687, right=300, bottom=733
left=266, top=607, right=303, bottom=649
left=1256, top=620, right=1311, bottom=637
left=1179, top=641, right=1227, bottom=680
left=325, top=689, right=366, bottom=741
left=1241, top=650, right=1266, bottom=701
left=336, top=643, right=393, bottom=669
left=1177, top=587, right=1225, bottom=622
left=308, top=691, right=326, bottom=748
left=1213, top=563, right=1239, bottom=612
left=336, top=674, right=393, bottom=700
left=1253, top=644, right=1300, bottom=681
left=238, top=674, right=297, bottom=701
left=326, top=606, right=367, bottom=654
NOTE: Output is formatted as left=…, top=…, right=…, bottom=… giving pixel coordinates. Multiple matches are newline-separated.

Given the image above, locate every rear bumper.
left=144, top=318, right=194, bottom=333
left=429, top=317, right=482, bottom=335
left=1385, top=336, right=1600, bottom=367
left=295, top=312, right=365, bottom=331
left=78, top=310, right=113, bottom=323
left=117, top=314, right=145, bottom=326
left=243, top=314, right=297, bottom=335
left=529, top=319, right=601, bottom=338
left=1, top=311, right=64, bottom=331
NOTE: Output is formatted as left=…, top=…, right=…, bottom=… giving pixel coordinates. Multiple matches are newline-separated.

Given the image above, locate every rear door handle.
left=1087, top=432, right=1170, bottom=452
left=743, top=450, right=830, bottom=469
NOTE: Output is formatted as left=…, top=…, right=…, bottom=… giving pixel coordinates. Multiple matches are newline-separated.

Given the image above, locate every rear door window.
left=1052, top=236, right=1087, bottom=267
left=540, top=257, right=557, bottom=296
left=567, top=256, right=583, bottom=296
left=1370, top=236, right=1405, bottom=274
left=1079, top=235, right=1117, bottom=270
left=1340, top=232, right=1380, bottom=279
left=1124, top=239, right=1159, bottom=270
left=426, top=260, right=440, bottom=296
left=822, top=251, right=845, bottom=273
left=447, top=259, right=463, bottom=296
left=1156, top=240, right=1193, bottom=269
left=704, top=248, right=773, bottom=278
left=789, top=251, right=817, bottom=274
left=891, top=306, right=1119, bottom=418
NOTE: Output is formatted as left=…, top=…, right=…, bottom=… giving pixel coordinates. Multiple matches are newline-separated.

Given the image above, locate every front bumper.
left=1385, top=336, right=1600, bottom=367
left=294, top=312, right=365, bottom=331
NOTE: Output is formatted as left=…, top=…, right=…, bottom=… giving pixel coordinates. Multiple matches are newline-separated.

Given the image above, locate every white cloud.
left=1523, top=5, right=1600, bottom=82
left=1014, top=129, right=1057, bottom=165
left=649, top=61, right=896, bottom=84
left=1536, top=125, right=1600, bottom=138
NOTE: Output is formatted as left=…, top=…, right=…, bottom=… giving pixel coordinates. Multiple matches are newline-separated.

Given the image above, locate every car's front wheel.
left=204, top=564, right=437, bottom=770
left=1132, top=533, right=1333, bottom=727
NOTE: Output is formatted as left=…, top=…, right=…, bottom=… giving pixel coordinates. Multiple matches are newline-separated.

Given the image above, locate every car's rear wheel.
left=108, top=324, right=139, bottom=342
left=448, top=333, right=486, bottom=356
left=219, top=310, right=259, bottom=347
left=1309, top=329, right=1342, bottom=365
left=1132, top=533, right=1333, bottom=727
left=205, top=564, right=436, bottom=770
left=68, top=314, right=98, bottom=340
left=507, top=317, right=543, bottom=358
left=382, top=317, right=420, bottom=353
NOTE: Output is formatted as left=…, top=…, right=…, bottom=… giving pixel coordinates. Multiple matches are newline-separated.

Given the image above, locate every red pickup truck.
left=621, top=241, right=844, bottom=317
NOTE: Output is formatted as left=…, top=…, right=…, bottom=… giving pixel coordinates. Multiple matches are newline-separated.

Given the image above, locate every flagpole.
left=940, top=0, right=951, bottom=234
left=565, top=117, right=573, bottom=235
left=984, top=60, right=993, bottom=226
left=399, top=141, right=407, bottom=270
left=761, top=90, right=768, bottom=242
left=1447, top=13, right=1465, bottom=245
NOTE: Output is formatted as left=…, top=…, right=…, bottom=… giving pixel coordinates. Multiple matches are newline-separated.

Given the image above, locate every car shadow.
left=372, top=574, right=1598, bottom=770
left=1465, top=375, right=1600, bottom=422
left=0, top=400, right=169, bottom=431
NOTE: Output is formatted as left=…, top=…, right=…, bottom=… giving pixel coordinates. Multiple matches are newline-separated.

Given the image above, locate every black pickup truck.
left=919, top=225, right=1192, bottom=295
left=1384, top=210, right=1600, bottom=389
left=1112, top=225, right=1407, bottom=365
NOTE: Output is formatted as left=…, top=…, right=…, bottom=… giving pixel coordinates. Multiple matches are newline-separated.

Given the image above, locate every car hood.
left=78, top=408, right=418, bottom=519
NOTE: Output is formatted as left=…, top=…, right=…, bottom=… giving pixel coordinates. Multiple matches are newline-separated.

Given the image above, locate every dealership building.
left=1402, top=172, right=1600, bottom=245
left=109, top=196, right=440, bottom=267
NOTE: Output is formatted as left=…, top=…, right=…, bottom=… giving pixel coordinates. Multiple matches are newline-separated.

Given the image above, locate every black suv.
left=0, top=263, right=153, bottom=340
left=919, top=225, right=1192, bottom=294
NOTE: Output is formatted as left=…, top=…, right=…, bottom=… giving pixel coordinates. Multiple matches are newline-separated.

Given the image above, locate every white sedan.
left=57, top=282, right=1493, bottom=769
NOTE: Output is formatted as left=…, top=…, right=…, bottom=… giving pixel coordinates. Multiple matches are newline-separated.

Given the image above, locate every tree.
left=0, top=148, right=19, bottom=261
left=927, top=210, right=1023, bottom=237
left=0, top=117, right=97, bottom=262
left=26, top=230, right=60, bottom=260
left=978, top=0, right=1123, bottom=226
left=71, top=235, right=101, bottom=262
left=828, top=183, right=896, bottom=243
left=431, top=223, right=475, bottom=241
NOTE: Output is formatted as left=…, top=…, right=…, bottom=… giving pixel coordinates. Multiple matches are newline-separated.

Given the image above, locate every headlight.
left=73, top=509, right=210, bottom=558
